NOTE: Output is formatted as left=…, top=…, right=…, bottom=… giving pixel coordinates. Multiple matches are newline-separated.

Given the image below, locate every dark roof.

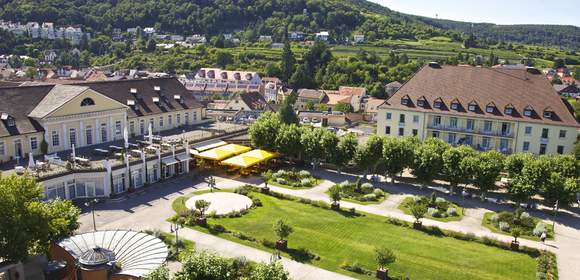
left=238, top=92, right=273, bottom=111
left=380, top=65, right=579, bottom=127
left=78, top=78, right=203, bottom=118
left=0, top=85, right=52, bottom=137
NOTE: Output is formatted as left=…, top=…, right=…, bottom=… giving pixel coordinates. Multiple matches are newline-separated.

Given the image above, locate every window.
left=539, top=144, right=547, bottom=155
left=386, top=113, right=392, bottom=120
left=115, top=121, right=122, bottom=136
left=168, top=115, right=173, bottom=126
left=432, top=131, right=440, bottom=138
left=100, top=123, right=108, bottom=142
left=559, top=130, right=567, bottom=138
left=541, top=128, right=549, bottom=139
left=486, top=105, right=495, bottom=113
left=543, top=111, right=552, bottom=119
left=0, top=141, right=4, bottom=155
left=448, top=133, right=457, bottom=144
left=522, top=141, right=530, bottom=152
left=524, top=109, right=532, bottom=117
left=193, top=111, right=198, bottom=121
left=185, top=112, right=190, bottom=124
left=464, top=135, right=473, bottom=145
left=401, top=97, right=409, bottom=105
left=504, top=107, right=513, bottom=115
left=433, top=115, right=441, bottom=126
left=451, top=102, right=459, bottom=110
left=140, top=120, right=145, bottom=135
left=52, top=131, right=60, bottom=147
left=399, top=114, right=406, bottom=123
left=482, top=137, right=491, bottom=148
left=557, top=146, right=564, bottom=154
left=385, top=126, right=391, bottom=134
left=129, top=122, right=135, bottom=134
left=524, top=126, right=532, bottom=135
left=466, top=119, right=474, bottom=131
left=434, top=101, right=442, bottom=108
left=159, top=116, right=164, bottom=128
left=412, top=129, right=418, bottom=136
left=398, top=127, right=404, bottom=136
left=500, top=139, right=509, bottom=151
left=6, top=118, right=15, bottom=127
left=86, top=126, right=93, bottom=145
left=413, top=115, right=419, bottom=123
left=417, top=99, right=425, bottom=107
left=69, top=128, right=76, bottom=147
left=449, top=117, right=458, bottom=128
left=483, top=121, right=492, bottom=132
left=501, top=123, right=511, bottom=136
left=468, top=104, right=476, bottom=112
left=176, top=113, right=181, bottom=124
left=80, top=98, right=95, bottom=106
left=30, top=137, right=38, bottom=150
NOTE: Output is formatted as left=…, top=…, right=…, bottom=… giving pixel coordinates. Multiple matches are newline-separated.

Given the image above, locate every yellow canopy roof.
left=220, top=149, right=277, bottom=168
left=196, top=144, right=251, bottom=161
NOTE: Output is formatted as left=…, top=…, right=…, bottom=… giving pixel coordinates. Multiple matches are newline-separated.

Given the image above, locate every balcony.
left=427, top=123, right=514, bottom=138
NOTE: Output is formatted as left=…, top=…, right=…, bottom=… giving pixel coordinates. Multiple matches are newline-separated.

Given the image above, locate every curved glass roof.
left=58, top=230, right=168, bottom=277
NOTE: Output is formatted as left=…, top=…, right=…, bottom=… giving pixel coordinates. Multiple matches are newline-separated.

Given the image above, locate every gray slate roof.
left=28, top=85, right=90, bottom=118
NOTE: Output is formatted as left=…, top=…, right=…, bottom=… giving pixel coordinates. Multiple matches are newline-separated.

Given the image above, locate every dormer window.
left=417, top=96, right=427, bottom=107
left=127, top=99, right=135, bottom=106
left=468, top=101, right=478, bottom=112
left=174, top=95, right=181, bottom=100
left=130, top=88, right=137, bottom=94
left=153, top=97, right=160, bottom=103
left=486, top=104, right=495, bottom=113
left=6, top=117, right=15, bottom=127
left=524, top=106, right=534, bottom=117
left=504, top=104, right=514, bottom=115
left=80, top=98, right=95, bottom=107
left=450, top=99, right=460, bottom=110
left=543, top=109, right=553, bottom=119
left=154, top=86, right=161, bottom=91
left=401, top=96, right=410, bottom=105
left=434, top=101, right=442, bottom=108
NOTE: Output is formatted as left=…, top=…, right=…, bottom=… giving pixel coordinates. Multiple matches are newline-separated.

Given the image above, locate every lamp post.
left=84, top=199, right=99, bottom=232
left=206, top=175, right=216, bottom=192
left=170, top=222, right=183, bottom=255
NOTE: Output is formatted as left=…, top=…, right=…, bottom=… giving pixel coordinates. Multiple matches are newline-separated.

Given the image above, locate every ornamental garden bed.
left=482, top=210, right=554, bottom=242
left=171, top=186, right=542, bottom=280
left=268, top=169, right=322, bottom=189
left=398, top=193, right=464, bottom=222
left=326, top=180, right=388, bottom=205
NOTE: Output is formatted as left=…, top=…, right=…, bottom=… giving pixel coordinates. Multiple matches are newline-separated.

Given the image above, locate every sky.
left=369, top=0, right=579, bottom=26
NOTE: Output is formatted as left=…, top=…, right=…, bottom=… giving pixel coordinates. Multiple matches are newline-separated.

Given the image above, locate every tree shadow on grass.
left=285, top=247, right=319, bottom=263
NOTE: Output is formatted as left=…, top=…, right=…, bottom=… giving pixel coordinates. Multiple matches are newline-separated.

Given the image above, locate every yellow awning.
left=196, top=144, right=251, bottom=161
left=220, top=149, right=277, bottom=168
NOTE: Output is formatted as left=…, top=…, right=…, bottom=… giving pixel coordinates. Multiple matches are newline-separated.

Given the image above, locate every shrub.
left=252, top=197, right=262, bottom=207
left=435, top=197, right=446, bottom=203
left=446, top=207, right=458, bottom=216
left=499, top=221, right=510, bottom=231
left=299, top=170, right=310, bottom=177
left=300, top=178, right=312, bottom=187
left=339, top=180, right=350, bottom=188
left=341, top=261, right=369, bottom=275
left=427, top=207, right=439, bottom=217
left=298, top=197, right=312, bottom=204
left=276, top=178, right=287, bottom=185
left=233, top=231, right=256, bottom=242
left=261, top=239, right=275, bottom=248
left=413, top=196, right=423, bottom=202
left=533, top=222, right=547, bottom=236
left=373, top=188, right=384, bottom=197
left=490, top=213, right=500, bottom=224
left=521, top=212, right=530, bottom=219
left=363, top=193, right=377, bottom=201
left=361, top=182, right=373, bottom=189
left=210, top=224, right=227, bottom=233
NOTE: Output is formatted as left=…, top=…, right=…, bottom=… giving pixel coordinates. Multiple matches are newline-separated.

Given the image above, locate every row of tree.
left=249, top=113, right=579, bottom=207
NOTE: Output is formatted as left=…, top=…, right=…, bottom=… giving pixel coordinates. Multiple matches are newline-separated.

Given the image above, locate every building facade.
left=377, top=64, right=579, bottom=155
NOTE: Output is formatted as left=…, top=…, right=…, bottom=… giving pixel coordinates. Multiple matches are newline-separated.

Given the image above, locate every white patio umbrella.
left=148, top=123, right=153, bottom=144
left=123, top=126, right=129, bottom=149
left=28, top=152, right=35, bottom=169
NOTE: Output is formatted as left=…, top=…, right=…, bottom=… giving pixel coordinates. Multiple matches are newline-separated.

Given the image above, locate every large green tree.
left=249, top=112, right=282, bottom=151
left=328, top=133, right=358, bottom=174
left=275, top=124, right=303, bottom=158
left=280, top=41, right=296, bottom=83
left=382, top=136, right=417, bottom=183
left=462, top=151, right=504, bottom=199
left=354, top=135, right=384, bottom=179
left=412, top=138, right=449, bottom=187
left=0, top=175, right=80, bottom=262
left=442, top=145, right=475, bottom=194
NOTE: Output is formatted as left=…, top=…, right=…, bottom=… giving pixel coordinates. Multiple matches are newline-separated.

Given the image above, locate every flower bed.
left=482, top=210, right=554, bottom=241
left=398, top=193, right=464, bottom=222
left=268, top=169, right=321, bottom=189
left=328, top=180, right=388, bottom=205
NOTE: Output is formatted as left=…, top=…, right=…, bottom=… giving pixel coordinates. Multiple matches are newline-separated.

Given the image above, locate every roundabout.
left=185, top=192, right=253, bottom=215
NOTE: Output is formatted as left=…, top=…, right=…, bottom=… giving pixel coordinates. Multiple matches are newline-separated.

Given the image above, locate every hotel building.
left=377, top=64, right=579, bottom=155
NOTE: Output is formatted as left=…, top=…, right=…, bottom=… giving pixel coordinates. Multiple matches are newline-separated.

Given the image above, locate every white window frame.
left=69, top=128, right=76, bottom=148
left=0, top=141, right=5, bottom=155
left=52, top=130, right=60, bottom=147
left=86, top=126, right=93, bottom=145
left=30, top=137, right=38, bottom=150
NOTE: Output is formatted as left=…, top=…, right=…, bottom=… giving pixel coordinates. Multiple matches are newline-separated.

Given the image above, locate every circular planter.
left=196, top=217, right=207, bottom=227
left=510, top=241, right=520, bottom=251
left=413, top=221, right=423, bottom=230
left=331, top=203, right=340, bottom=210
left=261, top=186, right=270, bottom=194
left=376, top=268, right=388, bottom=280
left=275, top=240, right=288, bottom=251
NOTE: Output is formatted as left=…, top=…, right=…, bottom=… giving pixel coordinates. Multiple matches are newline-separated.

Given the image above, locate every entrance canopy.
left=220, top=149, right=276, bottom=168
left=196, top=144, right=251, bottom=161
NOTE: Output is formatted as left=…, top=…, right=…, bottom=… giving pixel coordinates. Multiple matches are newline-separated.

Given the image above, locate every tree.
left=334, top=103, right=354, bottom=113
left=375, top=246, right=396, bottom=270
left=328, top=185, right=342, bottom=207
left=175, top=251, right=232, bottom=280
left=300, top=127, right=334, bottom=169
left=355, top=135, right=384, bottom=179
left=146, top=38, right=157, bottom=52
left=280, top=41, right=296, bottom=83
left=504, top=153, right=534, bottom=179
left=442, top=145, right=475, bottom=194
left=275, top=124, right=302, bottom=158
left=250, top=261, right=289, bottom=280
left=262, top=170, right=273, bottom=189
left=511, top=227, right=522, bottom=244
left=328, top=133, right=358, bottom=174
left=410, top=202, right=427, bottom=224
left=195, top=199, right=211, bottom=217
left=273, top=219, right=293, bottom=242
left=278, top=92, right=299, bottom=124
left=143, top=265, right=170, bottom=280
left=215, top=51, right=234, bottom=68
left=0, top=175, right=80, bottom=262
left=462, top=151, right=504, bottom=199
left=249, top=112, right=282, bottom=151
left=551, top=74, right=563, bottom=85
left=289, top=64, right=315, bottom=89
left=382, top=136, right=417, bottom=183
left=542, top=173, right=579, bottom=207
left=553, top=58, right=566, bottom=69
left=412, top=138, right=449, bottom=187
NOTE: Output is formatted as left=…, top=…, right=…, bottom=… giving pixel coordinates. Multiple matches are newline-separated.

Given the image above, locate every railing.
left=427, top=123, right=514, bottom=138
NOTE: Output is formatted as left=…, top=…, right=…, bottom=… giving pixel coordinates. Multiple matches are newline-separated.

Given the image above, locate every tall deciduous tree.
left=280, top=41, right=295, bottom=83
left=354, top=135, right=384, bottom=179
left=442, top=145, right=475, bottom=194
left=275, top=124, right=303, bottom=158
left=249, top=112, right=282, bottom=151
left=462, top=151, right=504, bottom=199
left=382, top=136, right=417, bottom=183
left=0, top=175, right=80, bottom=262
left=328, top=133, right=358, bottom=174
left=412, top=138, right=449, bottom=187
left=300, top=127, right=333, bottom=168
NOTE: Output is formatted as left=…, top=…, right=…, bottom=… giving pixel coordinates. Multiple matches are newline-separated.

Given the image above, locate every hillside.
left=0, top=0, right=578, bottom=48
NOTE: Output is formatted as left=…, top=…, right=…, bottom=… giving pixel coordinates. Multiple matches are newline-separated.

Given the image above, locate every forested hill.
left=0, top=0, right=578, bottom=48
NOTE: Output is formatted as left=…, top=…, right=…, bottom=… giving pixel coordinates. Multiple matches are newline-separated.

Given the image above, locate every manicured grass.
left=481, top=212, right=554, bottom=242
left=267, top=178, right=323, bottom=190
left=398, top=197, right=465, bottom=222
left=173, top=192, right=537, bottom=280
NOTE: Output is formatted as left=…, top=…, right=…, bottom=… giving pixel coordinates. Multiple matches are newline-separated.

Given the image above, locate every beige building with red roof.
left=377, top=63, right=579, bottom=155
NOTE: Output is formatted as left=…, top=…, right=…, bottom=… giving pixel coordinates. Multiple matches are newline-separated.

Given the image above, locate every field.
left=173, top=191, right=537, bottom=280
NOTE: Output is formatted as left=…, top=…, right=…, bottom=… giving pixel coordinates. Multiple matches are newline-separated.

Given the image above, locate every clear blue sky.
left=370, top=0, right=579, bottom=26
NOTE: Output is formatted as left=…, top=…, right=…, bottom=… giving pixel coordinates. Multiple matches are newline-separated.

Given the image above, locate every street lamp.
left=170, top=222, right=183, bottom=255
left=84, top=199, right=99, bottom=232
left=206, top=175, right=216, bottom=192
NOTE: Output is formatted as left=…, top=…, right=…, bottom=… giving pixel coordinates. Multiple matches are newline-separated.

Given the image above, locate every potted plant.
left=273, top=219, right=293, bottom=251
left=261, top=170, right=273, bottom=193
left=195, top=199, right=211, bottom=226
left=329, top=185, right=342, bottom=210
left=410, top=202, right=427, bottom=229
left=510, top=227, right=522, bottom=250
left=375, top=246, right=396, bottom=280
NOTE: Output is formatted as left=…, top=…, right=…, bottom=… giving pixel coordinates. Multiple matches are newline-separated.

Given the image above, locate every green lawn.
left=173, top=192, right=537, bottom=280
left=398, top=197, right=465, bottom=222
left=481, top=212, right=554, bottom=242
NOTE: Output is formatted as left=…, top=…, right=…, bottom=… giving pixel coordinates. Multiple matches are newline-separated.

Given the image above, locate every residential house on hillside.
left=295, top=89, right=326, bottom=110
left=377, top=63, right=579, bottom=155
left=315, top=31, right=329, bottom=41
left=261, top=77, right=284, bottom=104
left=353, top=34, right=365, bottom=43
left=288, top=31, right=305, bottom=41
left=180, top=68, right=262, bottom=92
left=554, top=84, right=580, bottom=98
left=221, top=92, right=274, bottom=112
left=385, top=81, right=402, bottom=97
left=363, top=97, right=386, bottom=122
